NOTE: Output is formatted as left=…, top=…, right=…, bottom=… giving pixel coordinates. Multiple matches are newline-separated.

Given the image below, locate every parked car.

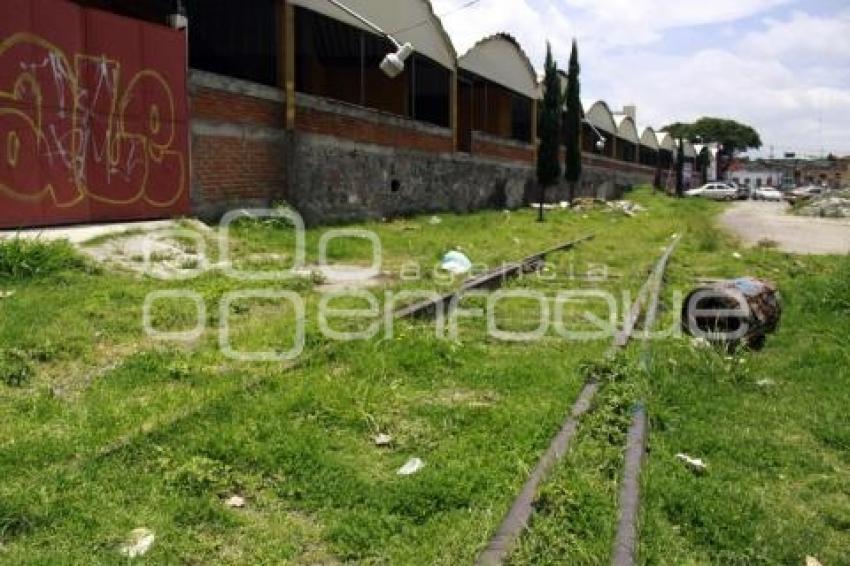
left=783, top=185, right=825, bottom=204
left=685, top=183, right=738, bottom=201
left=729, top=182, right=750, bottom=200
left=753, top=187, right=783, bottom=202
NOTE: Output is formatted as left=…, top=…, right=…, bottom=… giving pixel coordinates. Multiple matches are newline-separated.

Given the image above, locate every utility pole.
left=675, top=138, right=685, bottom=197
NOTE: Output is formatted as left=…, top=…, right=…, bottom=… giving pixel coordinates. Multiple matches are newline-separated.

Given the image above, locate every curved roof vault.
left=641, top=127, right=659, bottom=150
left=613, top=114, right=640, bottom=145
left=291, top=0, right=457, bottom=69
left=458, top=33, right=538, bottom=99
left=658, top=132, right=676, bottom=152
left=584, top=100, right=618, bottom=136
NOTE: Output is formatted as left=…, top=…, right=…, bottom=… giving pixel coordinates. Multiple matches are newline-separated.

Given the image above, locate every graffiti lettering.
left=0, top=32, right=186, bottom=211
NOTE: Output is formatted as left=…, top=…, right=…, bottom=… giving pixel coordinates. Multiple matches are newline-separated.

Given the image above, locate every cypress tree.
left=536, top=42, right=561, bottom=221
left=564, top=40, right=582, bottom=204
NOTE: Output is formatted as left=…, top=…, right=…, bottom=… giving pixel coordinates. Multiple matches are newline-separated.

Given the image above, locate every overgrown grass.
left=512, top=209, right=850, bottom=563
left=0, top=191, right=847, bottom=563
left=0, top=238, right=93, bottom=281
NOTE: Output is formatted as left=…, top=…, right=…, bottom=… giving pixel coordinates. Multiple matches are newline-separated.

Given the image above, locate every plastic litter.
left=440, top=251, right=472, bottom=275
left=429, top=216, right=442, bottom=225
left=225, top=496, right=246, bottom=508
left=397, top=457, right=425, bottom=476
left=676, top=453, right=707, bottom=473
left=374, top=433, right=393, bottom=447
left=0, top=291, right=14, bottom=299
left=119, top=528, right=155, bottom=558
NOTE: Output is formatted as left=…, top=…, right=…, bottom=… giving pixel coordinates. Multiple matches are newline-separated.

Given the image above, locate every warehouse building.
left=0, top=0, right=690, bottom=229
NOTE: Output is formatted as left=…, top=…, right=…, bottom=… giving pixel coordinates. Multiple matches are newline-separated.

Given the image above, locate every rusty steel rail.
left=477, top=381, right=600, bottom=566
left=395, top=234, right=595, bottom=320
left=611, top=405, right=649, bottom=566
left=615, top=236, right=681, bottom=348
left=611, top=235, right=681, bottom=566
left=477, top=237, right=682, bottom=565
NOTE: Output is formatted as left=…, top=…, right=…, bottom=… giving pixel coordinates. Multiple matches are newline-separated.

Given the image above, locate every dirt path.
left=720, top=201, right=850, bottom=255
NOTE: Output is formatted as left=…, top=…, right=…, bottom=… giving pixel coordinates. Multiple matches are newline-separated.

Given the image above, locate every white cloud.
left=738, top=10, right=850, bottom=61
left=431, top=0, right=850, bottom=155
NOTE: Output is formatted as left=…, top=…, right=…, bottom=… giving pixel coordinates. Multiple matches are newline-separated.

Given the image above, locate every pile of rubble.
left=527, top=198, right=647, bottom=217
left=606, top=200, right=647, bottom=217
left=797, top=189, right=850, bottom=218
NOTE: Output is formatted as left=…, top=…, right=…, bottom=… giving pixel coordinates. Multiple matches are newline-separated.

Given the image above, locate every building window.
left=510, top=95, right=531, bottom=144
left=619, top=142, right=636, bottom=162
left=296, top=7, right=450, bottom=128
left=411, top=56, right=451, bottom=128
left=462, top=73, right=532, bottom=144
left=186, top=0, right=278, bottom=87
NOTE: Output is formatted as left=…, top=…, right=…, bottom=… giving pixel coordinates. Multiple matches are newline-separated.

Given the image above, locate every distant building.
left=727, top=160, right=784, bottom=189
left=730, top=157, right=849, bottom=190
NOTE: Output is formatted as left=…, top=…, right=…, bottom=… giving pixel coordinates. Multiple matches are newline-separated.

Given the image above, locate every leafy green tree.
left=661, top=118, right=762, bottom=153
left=662, top=117, right=761, bottom=179
left=536, top=42, right=562, bottom=221
left=563, top=39, right=582, bottom=204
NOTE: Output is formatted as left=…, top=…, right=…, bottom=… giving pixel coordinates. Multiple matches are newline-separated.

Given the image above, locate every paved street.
left=720, top=200, right=850, bottom=254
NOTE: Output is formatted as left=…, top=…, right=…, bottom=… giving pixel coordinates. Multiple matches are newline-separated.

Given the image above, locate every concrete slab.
left=0, top=220, right=185, bottom=245
left=720, top=201, right=850, bottom=255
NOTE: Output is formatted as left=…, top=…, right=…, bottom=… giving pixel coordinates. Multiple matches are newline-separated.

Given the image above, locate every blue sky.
left=432, top=0, right=850, bottom=157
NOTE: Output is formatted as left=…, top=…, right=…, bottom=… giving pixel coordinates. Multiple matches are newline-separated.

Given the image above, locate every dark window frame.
left=295, top=6, right=451, bottom=128
left=186, top=0, right=279, bottom=87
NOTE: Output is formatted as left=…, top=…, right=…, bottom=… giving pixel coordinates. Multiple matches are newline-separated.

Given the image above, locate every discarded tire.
left=682, top=278, right=782, bottom=349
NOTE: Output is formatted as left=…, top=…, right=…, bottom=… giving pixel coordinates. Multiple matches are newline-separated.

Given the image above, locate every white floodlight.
left=327, top=0, right=415, bottom=78
left=380, top=41, right=415, bottom=79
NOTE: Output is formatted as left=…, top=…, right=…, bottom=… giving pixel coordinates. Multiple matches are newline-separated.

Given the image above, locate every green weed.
left=0, top=238, right=92, bottom=281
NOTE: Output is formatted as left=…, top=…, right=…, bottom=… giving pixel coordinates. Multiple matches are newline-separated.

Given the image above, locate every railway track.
left=394, top=235, right=595, bottom=320
left=477, top=236, right=682, bottom=565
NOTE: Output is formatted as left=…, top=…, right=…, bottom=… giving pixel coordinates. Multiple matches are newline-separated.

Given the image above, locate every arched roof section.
left=291, top=0, right=457, bottom=69
left=613, top=114, right=640, bottom=144
left=658, top=132, right=676, bottom=152
left=584, top=100, right=618, bottom=135
left=459, top=33, right=538, bottom=99
left=641, top=127, right=659, bottom=150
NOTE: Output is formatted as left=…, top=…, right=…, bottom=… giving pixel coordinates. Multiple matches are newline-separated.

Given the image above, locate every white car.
left=685, top=183, right=738, bottom=201
left=753, top=187, right=783, bottom=202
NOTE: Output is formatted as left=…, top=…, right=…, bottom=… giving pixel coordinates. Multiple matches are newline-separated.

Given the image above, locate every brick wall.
left=582, top=153, right=657, bottom=177
left=471, top=131, right=535, bottom=164
left=192, top=87, right=283, bottom=126
left=189, top=70, right=287, bottom=220
left=294, top=93, right=454, bottom=154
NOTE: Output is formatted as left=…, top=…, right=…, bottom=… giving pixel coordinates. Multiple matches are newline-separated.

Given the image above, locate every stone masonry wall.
left=287, top=132, right=531, bottom=225
left=288, top=95, right=531, bottom=225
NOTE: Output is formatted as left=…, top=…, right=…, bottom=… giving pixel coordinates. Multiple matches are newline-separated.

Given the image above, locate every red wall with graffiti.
left=0, top=0, right=189, bottom=228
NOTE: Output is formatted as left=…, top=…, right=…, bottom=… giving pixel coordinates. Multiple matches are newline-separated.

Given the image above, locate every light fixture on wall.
left=583, top=119, right=607, bottom=152
left=326, top=0, right=415, bottom=79
left=169, top=0, right=188, bottom=30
